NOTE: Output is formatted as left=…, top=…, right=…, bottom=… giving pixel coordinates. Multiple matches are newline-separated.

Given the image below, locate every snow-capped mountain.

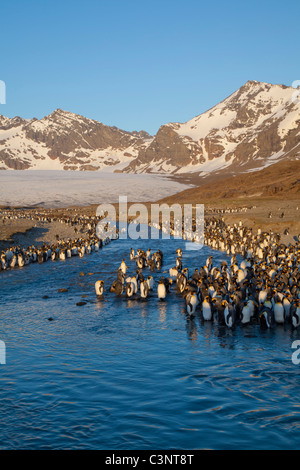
left=0, top=80, right=299, bottom=177
left=123, top=80, right=300, bottom=176
left=0, top=109, right=152, bottom=171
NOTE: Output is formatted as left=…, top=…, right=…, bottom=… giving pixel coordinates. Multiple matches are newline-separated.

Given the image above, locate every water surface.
left=0, top=236, right=299, bottom=449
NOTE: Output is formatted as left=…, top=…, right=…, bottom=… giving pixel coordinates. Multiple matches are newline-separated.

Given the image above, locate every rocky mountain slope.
left=123, top=80, right=300, bottom=176
left=0, top=80, right=299, bottom=176
left=0, top=110, right=152, bottom=171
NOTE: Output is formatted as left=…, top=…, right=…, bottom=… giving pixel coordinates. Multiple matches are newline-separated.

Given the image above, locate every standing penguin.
left=206, top=256, right=213, bottom=272
left=140, top=280, right=149, bottom=299
left=95, top=280, right=104, bottom=296
left=136, top=256, right=145, bottom=269
left=240, top=300, right=252, bottom=325
left=202, top=296, right=213, bottom=321
left=274, top=298, right=285, bottom=324
left=176, top=257, right=182, bottom=270
left=259, top=306, right=275, bottom=329
left=186, top=292, right=199, bottom=316
left=120, top=259, right=128, bottom=274
left=291, top=299, right=300, bottom=328
left=125, top=281, right=135, bottom=298
left=157, top=280, right=167, bottom=300
left=177, top=272, right=187, bottom=294
left=131, top=275, right=138, bottom=294
left=223, top=300, right=236, bottom=328
left=147, top=275, right=155, bottom=291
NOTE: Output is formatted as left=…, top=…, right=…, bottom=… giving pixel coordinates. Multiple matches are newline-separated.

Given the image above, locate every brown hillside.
left=160, top=160, right=300, bottom=204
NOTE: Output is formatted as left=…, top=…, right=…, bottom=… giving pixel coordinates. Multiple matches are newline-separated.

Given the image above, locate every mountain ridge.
left=0, top=80, right=299, bottom=178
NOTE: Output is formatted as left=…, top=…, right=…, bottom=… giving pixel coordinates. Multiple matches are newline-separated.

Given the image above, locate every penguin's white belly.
left=157, top=284, right=166, bottom=299
left=241, top=305, right=251, bottom=324
left=202, top=302, right=212, bottom=320
left=274, top=304, right=284, bottom=324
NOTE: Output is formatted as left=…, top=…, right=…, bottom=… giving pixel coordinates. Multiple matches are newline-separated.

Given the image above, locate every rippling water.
left=0, top=235, right=300, bottom=450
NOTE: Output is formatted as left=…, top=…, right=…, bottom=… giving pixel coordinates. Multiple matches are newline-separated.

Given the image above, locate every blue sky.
left=0, top=0, right=299, bottom=134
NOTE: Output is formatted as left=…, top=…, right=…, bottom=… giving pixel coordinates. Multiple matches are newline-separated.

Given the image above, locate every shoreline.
left=1, top=198, right=299, bottom=254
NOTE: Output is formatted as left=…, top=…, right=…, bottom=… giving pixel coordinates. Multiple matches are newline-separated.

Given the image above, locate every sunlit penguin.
left=202, top=296, right=213, bottom=321
left=95, top=280, right=104, bottom=296
left=131, top=275, right=138, bottom=294
left=125, top=281, right=135, bottom=298
left=129, top=248, right=135, bottom=260
left=10, top=254, right=17, bottom=268
left=17, top=253, right=24, bottom=267
left=176, top=248, right=182, bottom=257
left=237, top=268, right=247, bottom=284
left=157, top=279, right=167, bottom=300
left=120, top=259, right=128, bottom=274
left=169, top=266, right=178, bottom=281
left=79, top=246, right=85, bottom=258
left=1, top=253, right=7, bottom=270
left=211, top=266, right=221, bottom=280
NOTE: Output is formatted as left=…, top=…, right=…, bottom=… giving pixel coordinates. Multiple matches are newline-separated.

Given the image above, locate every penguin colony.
left=1, top=209, right=300, bottom=329
left=96, top=217, right=300, bottom=330
left=0, top=208, right=116, bottom=269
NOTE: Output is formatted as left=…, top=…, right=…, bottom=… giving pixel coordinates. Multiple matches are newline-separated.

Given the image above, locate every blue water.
left=0, top=235, right=300, bottom=450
